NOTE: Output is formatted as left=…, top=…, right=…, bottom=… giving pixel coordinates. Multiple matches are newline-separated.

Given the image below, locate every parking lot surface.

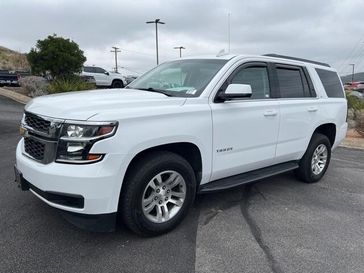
left=0, top=95, right=363, bottom=273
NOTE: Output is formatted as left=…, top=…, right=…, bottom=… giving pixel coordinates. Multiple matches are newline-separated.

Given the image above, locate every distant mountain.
left=341, top=72, right=364, bottom=83
left=0, top=46, right=29, bottom=71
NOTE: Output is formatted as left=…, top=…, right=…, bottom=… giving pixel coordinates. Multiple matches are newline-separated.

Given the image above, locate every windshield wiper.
left=129, top=87, right=173, bottom=97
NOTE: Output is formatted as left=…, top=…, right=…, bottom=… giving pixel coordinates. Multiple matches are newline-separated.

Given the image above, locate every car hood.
left=25, top=89, right=186, bottom=120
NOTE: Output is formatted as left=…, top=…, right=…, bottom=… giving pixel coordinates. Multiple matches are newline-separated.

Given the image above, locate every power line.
left=338, top=35, right=364, bottom=74
left=119, top=47, right=155, bottom=57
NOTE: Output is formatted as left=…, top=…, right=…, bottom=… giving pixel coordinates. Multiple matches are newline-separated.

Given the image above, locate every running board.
left=198, top=161, right=299, bottom=193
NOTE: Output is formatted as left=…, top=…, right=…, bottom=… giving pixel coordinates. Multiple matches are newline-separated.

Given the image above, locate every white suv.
left=15, top=54, right=347, bottom=236
left=81, top=66, right=126, bottom=88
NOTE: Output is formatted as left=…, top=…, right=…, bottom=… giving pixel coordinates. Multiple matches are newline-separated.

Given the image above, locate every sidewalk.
left=0, top=87, right=30, bottom=104
left=340, top=129, right=364, bottom=150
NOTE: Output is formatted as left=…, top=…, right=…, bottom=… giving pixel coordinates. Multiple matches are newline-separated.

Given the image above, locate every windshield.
left=127, top=59, right=228, bottom=97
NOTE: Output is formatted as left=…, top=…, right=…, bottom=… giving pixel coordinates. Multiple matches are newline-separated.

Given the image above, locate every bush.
left=19, top=76, right=49, bottom=97
left=47, top=76, right=96, bottom=94
left=346, top=93, right=364, bottom=111
left=355, top=110, right=364, bottom=137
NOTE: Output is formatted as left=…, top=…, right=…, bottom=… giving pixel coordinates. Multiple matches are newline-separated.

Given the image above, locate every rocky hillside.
left=0, top=46, right=29, bottom=71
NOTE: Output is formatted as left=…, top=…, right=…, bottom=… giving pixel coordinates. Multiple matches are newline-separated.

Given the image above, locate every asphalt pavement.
left=0, top=95, right=363, bottom=273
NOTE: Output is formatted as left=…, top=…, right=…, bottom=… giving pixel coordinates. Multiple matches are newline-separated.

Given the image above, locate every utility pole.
left=146, top=19, right=165, bottom=65
left=349, top=63, right=355, bottom=83
left=173, top=46, right=186, bottom=58
left=111, top=47, right=121, bottom=73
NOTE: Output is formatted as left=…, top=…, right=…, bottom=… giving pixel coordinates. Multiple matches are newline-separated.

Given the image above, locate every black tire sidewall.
left=300, top=134, right=331, bottom=183
left=112, top=81, right=123, bottom=88
left=122, top=152, right=196, bottom=235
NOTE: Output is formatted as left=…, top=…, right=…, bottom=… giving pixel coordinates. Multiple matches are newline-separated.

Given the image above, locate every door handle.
left=307, top=106, right=318, bottom=112
left=263, top=109, right=278, bottom=117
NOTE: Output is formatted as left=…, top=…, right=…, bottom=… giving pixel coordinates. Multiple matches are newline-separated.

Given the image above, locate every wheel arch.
left=312, top=123, right=336, bottom=147
left=121, top=142, right=204, bottom=192
left=111, top=78, right=124, bottom=87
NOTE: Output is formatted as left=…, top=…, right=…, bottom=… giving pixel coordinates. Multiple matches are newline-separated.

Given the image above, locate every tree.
left=27, top=34, right=86, bottom=78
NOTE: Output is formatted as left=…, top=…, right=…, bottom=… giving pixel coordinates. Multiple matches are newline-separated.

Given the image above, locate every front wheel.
left=295, top=133, right=331, bottom=183
left=120, top=151, right=196, bottom=236
left=111, top=80, right=124, bottom=88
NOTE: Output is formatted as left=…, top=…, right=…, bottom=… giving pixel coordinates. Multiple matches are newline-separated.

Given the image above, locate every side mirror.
left=104, top=71, right=110, bottom=76
left=218, top=84, right=252, bottom=101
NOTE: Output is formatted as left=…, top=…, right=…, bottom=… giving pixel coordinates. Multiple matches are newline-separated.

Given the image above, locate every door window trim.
left=214, top=62, right=276, bottom=103
left=273, top=63, right=317, bottom=98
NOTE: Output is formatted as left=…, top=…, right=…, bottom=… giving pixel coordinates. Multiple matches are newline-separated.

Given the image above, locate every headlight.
left=56, top=122, right=117, bottom=164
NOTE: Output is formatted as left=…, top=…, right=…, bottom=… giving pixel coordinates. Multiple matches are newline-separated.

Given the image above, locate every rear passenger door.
left=274, top=64, right=318, bottom=163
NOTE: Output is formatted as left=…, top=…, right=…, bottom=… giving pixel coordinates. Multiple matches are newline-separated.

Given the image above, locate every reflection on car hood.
left=25, top=88, right=186, bottom=120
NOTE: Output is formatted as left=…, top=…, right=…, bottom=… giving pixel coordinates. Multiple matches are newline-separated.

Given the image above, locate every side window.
left=83, top=66, right=94, bottom=73
left=230, top=66, right=270, bottom=99
left=276, top=66, right=309, bottom=98
left=315, top=68, right=344, bottom=98
left=94, top=67, right=106, bottom=74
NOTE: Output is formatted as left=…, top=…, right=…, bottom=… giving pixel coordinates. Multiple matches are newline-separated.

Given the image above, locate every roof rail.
left=263, top=54, right=330, bottom=67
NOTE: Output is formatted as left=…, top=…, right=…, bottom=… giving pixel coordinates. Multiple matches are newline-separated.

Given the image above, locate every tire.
left=295, top=133, right=331, bottom=183
left=120, top=151, right=196, bottom=236
left=112, top=80, right=124, bottom=88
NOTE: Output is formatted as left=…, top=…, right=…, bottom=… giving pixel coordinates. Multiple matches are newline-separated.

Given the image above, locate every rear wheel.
left=295, top=133, right=331, bottom=183
left=120, top=151, right=196, bottom=236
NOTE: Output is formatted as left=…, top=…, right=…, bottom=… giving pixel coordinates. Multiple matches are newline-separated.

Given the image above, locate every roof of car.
left=168, top=54, right=335, bottom=72
left=180, top=54, right=331, bottom=67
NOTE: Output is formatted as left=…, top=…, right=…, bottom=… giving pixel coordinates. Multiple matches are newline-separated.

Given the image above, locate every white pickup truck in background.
left=81, top=66, right=127, bottom=88
left=15, top=54, right=347, bottom=236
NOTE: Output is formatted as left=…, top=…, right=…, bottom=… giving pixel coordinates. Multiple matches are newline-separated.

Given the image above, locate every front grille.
left=25, top=112, right=51, bottom=133
left=24, top=137, right=45, bottom=160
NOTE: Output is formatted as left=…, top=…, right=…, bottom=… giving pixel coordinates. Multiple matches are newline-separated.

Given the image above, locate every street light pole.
left=349, top=63, right=355, bottom=83
left=111, top=47, right=121, bottom=73
left=146, top=19, right=165, bottom=65
left=173, top=46, right=186, bottom=58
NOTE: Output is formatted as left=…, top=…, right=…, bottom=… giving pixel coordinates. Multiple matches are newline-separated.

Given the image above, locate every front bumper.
left=16, top=138, right=126, bottom=215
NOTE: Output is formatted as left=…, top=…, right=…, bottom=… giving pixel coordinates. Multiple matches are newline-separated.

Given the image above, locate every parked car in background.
left=81, top=66, right=126, bottom=88
left=344, top=81, right=360, bottom=91
left=124, top=75, right=138, bottom=85
left=353, top=81, right=364, bottom=92
left=0, top=70, right=19, bottom=87
left=347, top=90, right=364, bottom=100
left=79, top=75, right=96, bottom=85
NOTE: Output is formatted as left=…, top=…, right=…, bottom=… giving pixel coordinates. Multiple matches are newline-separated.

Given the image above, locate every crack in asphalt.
left=240, top=184, right=284, bottom=273
left=201, top=196, right=245, bottom=226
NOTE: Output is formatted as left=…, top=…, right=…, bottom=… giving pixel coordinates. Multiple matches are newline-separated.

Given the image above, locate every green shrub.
left=346, top=93, right=364, bottom=111
left=48, top=76, right=96, bottom=93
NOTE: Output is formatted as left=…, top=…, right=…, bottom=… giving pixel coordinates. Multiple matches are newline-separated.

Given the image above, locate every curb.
left=339, top=143, right=364, bottom=150
left=339, top=137, right=364, bottom=150
left=0, top=87, right=31, bottom=104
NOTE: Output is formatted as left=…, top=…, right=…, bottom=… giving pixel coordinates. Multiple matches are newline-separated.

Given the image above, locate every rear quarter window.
left=315, top=68, right=344, bottom=98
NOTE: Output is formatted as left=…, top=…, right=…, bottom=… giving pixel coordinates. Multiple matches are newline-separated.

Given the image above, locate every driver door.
left=210, top=62, right=280, bottom=181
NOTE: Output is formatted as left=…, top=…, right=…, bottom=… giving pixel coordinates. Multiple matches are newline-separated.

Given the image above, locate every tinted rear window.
left=315, top=69, right=344, bottom=98
left=277, top=68, right=306, bottom=98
